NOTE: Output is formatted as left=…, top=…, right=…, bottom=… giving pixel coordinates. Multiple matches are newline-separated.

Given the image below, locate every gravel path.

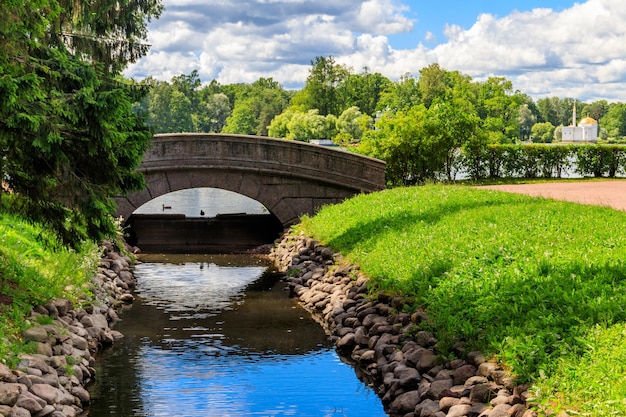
left=478, top=180, right=626, bottom=212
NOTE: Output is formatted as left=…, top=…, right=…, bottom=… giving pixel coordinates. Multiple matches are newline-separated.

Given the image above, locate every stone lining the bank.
left=0, top=241, right=136, bottom=417
left=270, top=232, right=538, bottom=417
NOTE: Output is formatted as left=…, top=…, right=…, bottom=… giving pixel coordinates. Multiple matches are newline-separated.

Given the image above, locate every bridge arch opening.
left=115, top=134, right=386, bottom=252
left=124, top=187, right=284, bottom=254
left=132, top=187, right=270, bottom=218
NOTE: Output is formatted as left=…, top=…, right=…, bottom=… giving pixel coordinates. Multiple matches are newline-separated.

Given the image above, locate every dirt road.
left=479, top=180, right=626, bottom=212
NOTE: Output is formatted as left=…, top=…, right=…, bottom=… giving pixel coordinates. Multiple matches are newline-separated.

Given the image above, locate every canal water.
left=85, top=254, right=387, bottom=417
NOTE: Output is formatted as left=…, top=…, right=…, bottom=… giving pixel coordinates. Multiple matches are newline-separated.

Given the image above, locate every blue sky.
left=389, top=1, right=575, bottom=49
left=125, top=0, right=626, bottom=102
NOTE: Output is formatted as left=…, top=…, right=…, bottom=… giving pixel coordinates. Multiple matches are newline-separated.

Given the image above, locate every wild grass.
left=0, top=211, right=99, bottom=364
left=298, top=185, right=626, bottom=415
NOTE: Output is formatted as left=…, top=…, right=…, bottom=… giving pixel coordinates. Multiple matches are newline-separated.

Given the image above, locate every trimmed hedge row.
left=460, top=144, right=626, bottom=180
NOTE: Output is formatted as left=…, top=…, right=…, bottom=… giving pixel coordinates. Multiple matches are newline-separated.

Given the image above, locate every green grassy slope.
left=299, top=185, right=626, bottom=415
left=0, top=212, right=99, bottom=364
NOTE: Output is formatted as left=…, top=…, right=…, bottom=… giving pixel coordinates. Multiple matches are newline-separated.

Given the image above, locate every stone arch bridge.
left=115, top=133, right=386, bottom=226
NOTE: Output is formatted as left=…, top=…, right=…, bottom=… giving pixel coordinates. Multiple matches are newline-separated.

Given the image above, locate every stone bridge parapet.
left=115, top=133, right=386, bottom=226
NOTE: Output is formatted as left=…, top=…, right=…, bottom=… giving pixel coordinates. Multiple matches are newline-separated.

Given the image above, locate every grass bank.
left=0, top=212, right=100, bottom=364
left=298, top=185, right=626, bottom=415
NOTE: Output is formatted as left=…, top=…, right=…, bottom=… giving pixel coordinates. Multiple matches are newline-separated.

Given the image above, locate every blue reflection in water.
left=137, top=346, right=382, bottom=417
left=88, top=257, right=387, bottom=417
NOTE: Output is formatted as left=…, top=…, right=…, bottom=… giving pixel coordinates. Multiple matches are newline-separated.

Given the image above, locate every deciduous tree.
left=193, top=93, right=231, bottom=133
left=518, top=104, right=537, bottom=141
left=474, top=77, right=527, bottom=143
left=335, top=106, right=372, bottom=144
left=357, top=97, right=481, bottom=184
left=292, top=56, right=349, bottom=116
left=377, top=73, right=421, bottom=112
left=531, top=122, right=556, bottom=143
left=343, top=68, right=391, bottom=116
left=601, top=103, right=626, bottom=139
left=222, top=78, right=290, bottom=135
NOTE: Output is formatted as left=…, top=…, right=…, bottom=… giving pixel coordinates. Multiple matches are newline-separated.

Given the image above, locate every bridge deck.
left=116, top=133, right=386, bottom=226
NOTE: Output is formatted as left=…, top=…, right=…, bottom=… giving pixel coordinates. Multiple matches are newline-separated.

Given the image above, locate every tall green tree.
left=517, top=103, right=537, bottom=141
left=267, top=110, right=295, bottom=139
left=418, top=63, right=452, bottom=108
left=600, top=103, right=626, bottom=139
left=343, top=68, right=391, bottom=116
left=286, top=110, right=336, bottom=142
left=0, top=0, right=162, bottom=247
left=171, top=70, right=202, bottom=109
left=168, top=90, right=194, bottom=132
left=222, top=98, right=258, bottom=135
left=357, top=106, right=431, bottom=185
left=144, top=71, right=203, bottom=133
left=531, top=122, right=556, bottom=143
left=193, top=92, right=231, bottom=133
left=537, top=97, right=581, bottom=127
left=427, top=97, right=481, bottom=180
left=357, top=98, right=481, bottom=185
left=267, top=109, right=337, bottom=142
left=51, top=0, right=162, bottom=72
left=292, top=56, right=349, bottom=116
left=334, top=106, right=372, bottom=144
left=474, top=77, right=526, bottom=143
left=145, top=78, right=174, bottom=132
left=377, top=73, right=421, bottom=112
left=222, top=78, right=290, bottom=135
left=585, top=100, right=609, bottom=121
left=536, top=97, right=557, bottom=124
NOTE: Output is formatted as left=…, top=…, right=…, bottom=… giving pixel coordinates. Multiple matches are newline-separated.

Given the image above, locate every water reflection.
left=136, top=346, right=381, bottom=417
left=86, top=255, right=387, bottom=417
left=133, top=188, right=268, bottom=218
left=133, top=260, right=268, bottom=319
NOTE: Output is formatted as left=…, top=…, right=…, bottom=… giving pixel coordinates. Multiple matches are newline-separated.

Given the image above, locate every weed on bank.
left=299, top=185, right=626, bottom=415
left=0, top=212, right=99, bottom=364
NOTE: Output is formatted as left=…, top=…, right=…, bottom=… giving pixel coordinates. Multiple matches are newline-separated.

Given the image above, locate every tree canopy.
left=0, top=0, right=162, bottom=247
left=138, top=57, right=626, bottom=185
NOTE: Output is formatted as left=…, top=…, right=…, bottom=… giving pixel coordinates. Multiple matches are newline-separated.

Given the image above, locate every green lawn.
left=298, top=185, right=626, bottom=415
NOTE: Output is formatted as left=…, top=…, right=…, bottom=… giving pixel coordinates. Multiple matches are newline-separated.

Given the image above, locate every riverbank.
left=0, top=241, right=136, bottom=417
left=294, top=184, right=626, bottom=415
left=270, top=232, right=535, bottom=417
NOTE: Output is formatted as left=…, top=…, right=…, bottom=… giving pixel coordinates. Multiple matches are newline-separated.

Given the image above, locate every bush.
left=537, top=144, right=573, bottom=178
left=460, top=143, right=625, bottom=180
left=576, top=145, right=626, bottom=177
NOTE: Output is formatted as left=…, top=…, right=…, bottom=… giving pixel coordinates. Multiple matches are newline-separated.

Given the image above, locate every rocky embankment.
left=271, top=232, right=538, bottom=417
left=0, top=241, right=135, bottom=417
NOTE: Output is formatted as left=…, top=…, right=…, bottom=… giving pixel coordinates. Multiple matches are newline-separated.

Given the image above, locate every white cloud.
left=126, top=51, right=200, bottom=81
left=424, top=0, right=626, bottom=100
left=337, top=35, right=433, bottom=78
left=596, top=59, right=626, bottom=83
left=126, top=0, right=626, bottom=102
left=354, top=0, right=414, bottom=34
left=147, top=20, right=203, bottom=52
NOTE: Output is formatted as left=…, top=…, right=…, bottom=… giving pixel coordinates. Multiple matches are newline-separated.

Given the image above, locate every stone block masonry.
left=270, top=232, right=538, bottom=417
left=0, top=241, right=137, bottom=417
left=115, top=134, right=386, bottom=227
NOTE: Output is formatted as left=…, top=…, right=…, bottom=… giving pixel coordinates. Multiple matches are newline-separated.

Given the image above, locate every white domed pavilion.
left=562, top=105, right=598, bottom=142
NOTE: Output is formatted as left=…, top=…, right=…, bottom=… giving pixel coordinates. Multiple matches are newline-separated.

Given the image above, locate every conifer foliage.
left=0, top=0, right=162, bottom=247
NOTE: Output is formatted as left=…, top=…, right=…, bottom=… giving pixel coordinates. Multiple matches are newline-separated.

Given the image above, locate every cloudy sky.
left=124, top=0, right=626, bottom=103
